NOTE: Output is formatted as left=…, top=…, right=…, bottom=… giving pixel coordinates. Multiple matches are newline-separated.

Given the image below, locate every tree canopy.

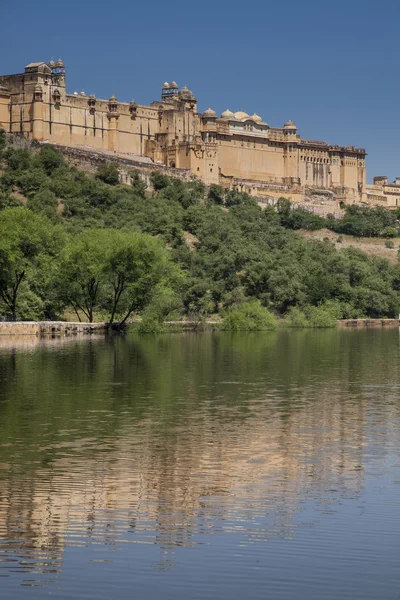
left=1, top=136, right=400, bottom=324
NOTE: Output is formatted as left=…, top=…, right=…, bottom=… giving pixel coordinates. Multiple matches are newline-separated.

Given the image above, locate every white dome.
left=251, top=113, right=262, bottom=122
left=234, top=111, right=250, bottom=121
left=221, top=109, right=234, bottom=119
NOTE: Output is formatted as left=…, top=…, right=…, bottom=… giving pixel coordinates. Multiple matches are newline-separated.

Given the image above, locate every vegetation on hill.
left=1, top=132, right=400, bottom=326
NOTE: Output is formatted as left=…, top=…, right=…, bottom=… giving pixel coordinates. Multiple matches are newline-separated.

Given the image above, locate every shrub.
left=304, top=302, right=339, bottom=328
left=221, top=301, right=276, bottom=331
left=285, top=306, right=309, bottom=328
left=96, top=163, right=120, bottom=185
left=385, top=240, right=395, bottom=249
left=285, top=208, right=326, bottom=231
left=337, top=235, right=343, bottom=243
left=382, top=227, right=398, bottom=238
left=0, top=129, right=6, bottom=157
left=18, top=168, right=47, bottom=195
left=5, top=148, right=31, bottom=172
left=28, top=188, right=58, bottom=219
left=277, top=197, right=291, bottom=217
left=150, top=172, right=170, bottom=191
left=130, top=170, right=147, bottom=197
left=208, top=184, right=225, bottom=205
left=36, top=146, right=64, bottom=175
left=136, top=317, right=163, bottom=333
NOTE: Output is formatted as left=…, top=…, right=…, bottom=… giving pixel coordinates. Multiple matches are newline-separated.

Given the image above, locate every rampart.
left=50, top=143, right=192, bottom=186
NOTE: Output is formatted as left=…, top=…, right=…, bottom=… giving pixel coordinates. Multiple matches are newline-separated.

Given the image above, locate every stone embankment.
left=0, top=319, right=399, bottom=336
left=0, top=321, right=108, bottom=336
left=338, top=319, right=400, bottom=328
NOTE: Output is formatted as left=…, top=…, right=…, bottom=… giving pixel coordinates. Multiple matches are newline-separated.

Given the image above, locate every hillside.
left=1, top=131, right=400, bottom=326
left=297, top=228, right=400, bottom=264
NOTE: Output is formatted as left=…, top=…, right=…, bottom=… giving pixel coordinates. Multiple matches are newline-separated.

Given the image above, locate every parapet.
left=373, top=176, right=388, bottom=186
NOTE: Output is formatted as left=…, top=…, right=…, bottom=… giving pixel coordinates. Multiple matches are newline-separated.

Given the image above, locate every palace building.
left=0, top=59, right=367, bottom=204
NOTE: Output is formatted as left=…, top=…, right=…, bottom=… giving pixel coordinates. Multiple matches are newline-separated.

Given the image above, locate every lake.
left=0, top=329, right=400, bottom=599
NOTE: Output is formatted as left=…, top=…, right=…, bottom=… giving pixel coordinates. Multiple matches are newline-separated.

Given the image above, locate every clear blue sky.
left=1, top=0, right=399, bottom=182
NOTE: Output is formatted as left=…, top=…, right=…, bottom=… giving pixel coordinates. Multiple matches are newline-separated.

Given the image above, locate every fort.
left=0, top=59, right=396, bottom=207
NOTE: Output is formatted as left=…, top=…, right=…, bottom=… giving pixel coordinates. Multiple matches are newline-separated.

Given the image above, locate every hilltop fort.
left=0, top=59, right=397, bottom=208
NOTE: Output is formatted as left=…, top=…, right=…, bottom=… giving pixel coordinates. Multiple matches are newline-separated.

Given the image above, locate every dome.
left=80, top=90, right=86, bottom=96
left=162, top=82, right=170, bottom=90
left=251, top=113, right=262, bottom=123
left=170, top=81, right=179, bottom=89
left=203, top=108, right=216, bottom=118
left=284, top=120, right=297, bottom=130
left=234, top=111, right=249, bottom=121
left=49, top=59, right=55, bottom=67
left=56, top=58, right=65, bottom=68
left=89, top=94, right=96, bottom=99
left=73, top=91, right=78, bottom=96
left=180, top=85, right=195, bottom=99
left=221, top=109, right=234, bottom=119
left=109, top=94, right=117, bottom=102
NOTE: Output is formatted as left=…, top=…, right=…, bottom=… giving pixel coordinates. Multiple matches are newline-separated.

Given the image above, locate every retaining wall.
left=0, top=322, right=108, bottom=336
left=338, top=319, right=400, bottom=328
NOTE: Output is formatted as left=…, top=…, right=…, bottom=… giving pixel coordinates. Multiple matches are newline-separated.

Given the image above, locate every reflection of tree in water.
left=0, top=329, right=399, bottom=578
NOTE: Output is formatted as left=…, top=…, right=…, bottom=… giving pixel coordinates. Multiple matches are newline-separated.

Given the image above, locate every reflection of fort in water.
left=0, top=331, right=398, bottom=577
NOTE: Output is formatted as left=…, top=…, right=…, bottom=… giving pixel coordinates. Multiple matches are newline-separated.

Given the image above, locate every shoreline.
left=0, top=318, right=399, bottom=337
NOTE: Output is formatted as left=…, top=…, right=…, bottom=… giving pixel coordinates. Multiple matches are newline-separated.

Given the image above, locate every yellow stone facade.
left=0, top=59, right=367, bottom=203
left=366, top=176, right=400, bottom=208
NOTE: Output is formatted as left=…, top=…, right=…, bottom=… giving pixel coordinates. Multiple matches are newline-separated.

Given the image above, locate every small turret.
left=33, top=84, right=43, bottom=102
left=88, top=94, right=96, bottom=113
left=283, top=120, right=297, bottom=136
left=108, top=95, right=118, bottom=113
left=129, top=99, right=137, bottom=119
left=52, top=88, right=61, bottom=106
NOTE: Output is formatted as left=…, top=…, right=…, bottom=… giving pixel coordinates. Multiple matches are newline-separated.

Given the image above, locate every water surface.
left=0, top=329, right=400, bottom=599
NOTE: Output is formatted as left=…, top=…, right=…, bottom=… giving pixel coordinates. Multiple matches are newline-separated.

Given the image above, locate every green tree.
left=0, top=208, right=61, bottom=320
left=208, top=184, right=225, bottom=205
left=150, top=172, right=170, bottom=191
left=277, top=197, right=291, bottom=219
left=104, top=232, right=169, bottom=325
left=35, top=145, right=65, bottom=175
left=58, top=229, right=111, bottom=322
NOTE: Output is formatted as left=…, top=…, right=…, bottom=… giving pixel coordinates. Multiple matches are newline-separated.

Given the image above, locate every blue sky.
left=1, top=0, right=399, bottom=182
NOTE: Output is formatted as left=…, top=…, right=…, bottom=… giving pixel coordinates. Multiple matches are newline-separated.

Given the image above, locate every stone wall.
left=50, top=143, right=192, bottom=188
left=0, top=321, right=109, bottom=336
left=338, top=319, right=400, bottom=328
